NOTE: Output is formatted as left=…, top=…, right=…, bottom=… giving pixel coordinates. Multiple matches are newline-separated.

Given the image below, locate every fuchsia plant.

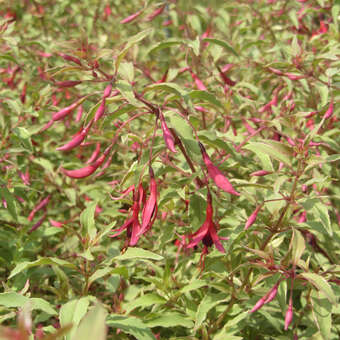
left=1, top=1, right=339, bottom=339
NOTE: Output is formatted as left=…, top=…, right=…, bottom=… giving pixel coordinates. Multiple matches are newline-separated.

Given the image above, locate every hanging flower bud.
left=86, top=142, right=101, bottom=164
left=244, top=204, right=262, bottom=230
left=120, top=9, right=143, bottom=24
left=94, top=99, right=106, bottom=122
left=58, top=53, right=82, bottom=66
left=284, top=298, right=293, bottom=330
left=55, top=80, right=82, bottom=88
left=250, top=170, right=272, bottom=177
left=52, top=96, right=86, bottom=121
left=323, top=99, right=334, bottom=120
left=199, top=142, right=240, bottom=196
left=103, top=83, right=113, bottom=98
left=147, top=5, right=165, bottom=21
left=61, top=145, right=111, bottom=178
left=28, top=195, right=51, bottom=221
left=160, top=112, right=176, bottom=153
left=190, top=71, right=207, bottom=91
left=56, top=120, right=93, bottom=151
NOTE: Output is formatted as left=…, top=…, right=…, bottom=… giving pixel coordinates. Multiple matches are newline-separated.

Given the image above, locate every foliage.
left=0, top=0, right=339, bottom=339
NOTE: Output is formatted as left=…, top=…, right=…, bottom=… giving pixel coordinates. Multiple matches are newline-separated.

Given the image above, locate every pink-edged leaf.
left=58, top=53, right=82, bottom=65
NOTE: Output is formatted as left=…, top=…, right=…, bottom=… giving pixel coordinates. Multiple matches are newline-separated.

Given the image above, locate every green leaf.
left=203, top=38, right=238, bottom=56
left=0, top=292, right=28, bottom=308
left=88, top=267, right=113, bottom=285
left=146, top=313, right=194, bottom=328
left=169, top=114, right=200, bottom=158
left=311, top=291, right=333, bottom=340
left=0, top=186, right=18, bottom=221
left=115, top=247, right=163, bottom=261
left=189, top=194, right=206, bottom=232
left=9, top=258, right=76, bottom=279
left=186, top=90, right=223, bottom=108
left=60, top=297, right=91, bottom=340
left=179, top=280, right=207, bottom=294
left=116, top=80, right=143, bottom=107
left=124, top=293, right=167, bottom=314
left=145, top=82, right=187, bottom=97
left=195, top=293, right=227, bottom=329
left=147, top=39, right=183, bottom=54
left=71, top=304, right=107, bottom=340
left=107, top=315, right=156, bottom=340
left=244, top=141, right=293, bottom=167
left=291, top=229, right=306, bottom=267
left=80, top=201, right=97, bottom=241
left=116, top=29, right=153, bottom=70
left=30, top=298, right=57, bottom=315
left=300, top=273, right=336, bottom=304
left=314, top=203, right=332, bottom=236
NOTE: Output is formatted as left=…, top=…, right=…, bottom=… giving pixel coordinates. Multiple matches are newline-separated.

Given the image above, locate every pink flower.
left=110, top=184, right=144, bottom=246
left=140, top=167, right=158, bottom=235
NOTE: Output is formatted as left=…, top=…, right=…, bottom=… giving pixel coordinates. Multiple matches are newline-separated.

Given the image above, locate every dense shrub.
left=0, top=1, right=339, bottom=339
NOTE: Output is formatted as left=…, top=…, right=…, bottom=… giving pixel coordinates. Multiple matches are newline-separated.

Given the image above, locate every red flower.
left=185, top=191, right=225, bottom=254
left=110, top=184, right=144, bottom=246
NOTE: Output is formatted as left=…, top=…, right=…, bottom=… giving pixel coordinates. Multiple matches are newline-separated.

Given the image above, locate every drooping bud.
left=28, top=195, right=51, bottom=221
left=284, top=299, right=293, bottom=330
left=55, top=80, right=82, bottom=88
left=250, top=170, right=272, bottom=177
left=244, top=204, right=262, bottom=230
left=199, top=142, right=240, bottom=196
left=86, top=142, right=101, bottom=164
left=263, top=283, right=279, bottom=304
left=94, top=99, right=106, bottom=122
left=52, top=96, right=86, bottom=121
left=103, top=83, right=113, bottom=98
left=190, top=71, right=207, bottom=91
left=147, top=5, right=165, bottom=21
left=323, top=99, right=334, bottom=120
left=56, top=120, right=93, bottom=151
left=58, top=53, right=82, bottom=66
left=120, top=9, right=143, bottom=24
left=61, top=145, right=111, bottom=178
left=160, top=112, right=176, bottom=153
